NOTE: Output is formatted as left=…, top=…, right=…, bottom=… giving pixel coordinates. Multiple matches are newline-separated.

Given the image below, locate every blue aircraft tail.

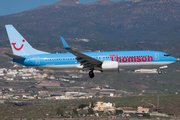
left=5, top=25, right=48, bottom=56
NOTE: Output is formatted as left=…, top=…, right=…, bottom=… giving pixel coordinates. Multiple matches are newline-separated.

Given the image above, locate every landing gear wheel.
left=157, top=69, right=162, bottom=74
left=89, top=70, right=94, bottom=78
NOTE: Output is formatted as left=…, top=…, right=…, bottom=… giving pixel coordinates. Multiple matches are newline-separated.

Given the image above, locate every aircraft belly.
left=38, top=62, right=174, bottom=70
left=152, top=61, right=174, bottom=67
left=119, top=62, right=173, bottom=69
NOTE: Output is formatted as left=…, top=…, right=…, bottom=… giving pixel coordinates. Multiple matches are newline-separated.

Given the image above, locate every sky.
left=0, top=0, right=124, bottom=16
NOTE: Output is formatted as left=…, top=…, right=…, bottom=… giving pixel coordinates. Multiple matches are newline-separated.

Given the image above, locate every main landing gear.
left=89, top=70, right=94, bottom=78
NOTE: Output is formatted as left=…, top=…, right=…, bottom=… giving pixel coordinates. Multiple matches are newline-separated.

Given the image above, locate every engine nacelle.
left=102, top=61, right=119, bottom=73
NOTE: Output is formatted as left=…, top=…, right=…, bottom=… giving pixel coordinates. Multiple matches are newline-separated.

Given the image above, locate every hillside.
left=1, top=94, right=180, bottom=118
left=0, top=0, right=180, bottom=43
left=0, top=0, right=180, bottom=93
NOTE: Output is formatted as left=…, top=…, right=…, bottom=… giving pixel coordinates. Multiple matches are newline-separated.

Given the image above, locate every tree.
left=88, top=108, right=94, bottom=114
left=90, top=101, right=94, bottom=108
left=116, top=110, right=123, bottom=115
left=78, top=104, right=88, bottom=109
left=143, top=113, right=150, bottom=117
left=56, top=107, right=64, bottom=116
left=31, top=86, right=36, bottom=88
left=95, top=92, right=100, bottom=96
left=73, top=109, right=78, bottom=114
left=42, top=86, right=46, bottom=89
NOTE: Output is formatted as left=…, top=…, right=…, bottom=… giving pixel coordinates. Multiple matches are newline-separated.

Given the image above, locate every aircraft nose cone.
left=172, top=57, right=178, bottom=62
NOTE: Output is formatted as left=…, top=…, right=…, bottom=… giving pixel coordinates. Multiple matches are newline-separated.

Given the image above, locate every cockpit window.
left=164, top=54, right=170, bottom=57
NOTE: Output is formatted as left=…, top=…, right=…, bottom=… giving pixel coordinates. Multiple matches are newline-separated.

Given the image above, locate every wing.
left=60, top=37, right=102, bottom=69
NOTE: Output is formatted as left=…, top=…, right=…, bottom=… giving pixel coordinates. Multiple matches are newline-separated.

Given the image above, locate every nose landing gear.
left=157, top=69, right=162, bottom=74
left=89, top=70, right=94, bottom=78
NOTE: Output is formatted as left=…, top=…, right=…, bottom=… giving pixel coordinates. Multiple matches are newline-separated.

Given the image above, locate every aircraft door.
left=155, top=53, right=159, bottom=61
left=35, top=57, right=40, bottom=65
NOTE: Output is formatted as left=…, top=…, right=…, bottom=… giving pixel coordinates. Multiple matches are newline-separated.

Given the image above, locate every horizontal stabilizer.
left=4, top=52, right=25, bottom=59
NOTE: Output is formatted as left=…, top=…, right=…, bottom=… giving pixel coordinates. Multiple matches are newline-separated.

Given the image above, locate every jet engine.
left=101, top=61, right=119, bottom=73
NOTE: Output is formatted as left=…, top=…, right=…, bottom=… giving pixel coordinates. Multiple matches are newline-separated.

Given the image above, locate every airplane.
left=4, top=25, right=178, bottom=78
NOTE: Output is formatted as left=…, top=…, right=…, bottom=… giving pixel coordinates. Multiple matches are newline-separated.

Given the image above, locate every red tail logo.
left=11, top=39, right=25, bottom=51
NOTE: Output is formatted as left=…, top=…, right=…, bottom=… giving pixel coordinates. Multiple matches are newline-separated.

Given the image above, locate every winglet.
left=60, top=37, right=70, bottom=49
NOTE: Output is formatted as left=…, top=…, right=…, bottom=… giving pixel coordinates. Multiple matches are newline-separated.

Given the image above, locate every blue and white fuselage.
left=5, top=25, right=177, bottom=78
left=18, top=51, right=176, bottom=69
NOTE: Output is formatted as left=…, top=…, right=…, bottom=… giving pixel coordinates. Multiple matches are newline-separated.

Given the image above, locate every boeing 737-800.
left=4, top=25, right=178, bottom=78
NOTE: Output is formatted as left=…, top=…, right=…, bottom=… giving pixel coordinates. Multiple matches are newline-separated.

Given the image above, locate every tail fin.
left=5, top=25, right=48, bottom=56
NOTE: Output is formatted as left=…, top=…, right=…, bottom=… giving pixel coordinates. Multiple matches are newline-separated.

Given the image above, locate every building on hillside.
left=6, top=78, right=14, bottom=81
left=93, top=101, right=115, bottom=112
left=65, top=92, right=87, bottom=97
left=38, top=91, right=49, bottom=96
left=137, top=106, right=149, bottom=113
left=0, top=74, right=4, bottom=76
left=93, top=101, right=104, bottom=111
left=9, top=88, right=14, bottom=92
